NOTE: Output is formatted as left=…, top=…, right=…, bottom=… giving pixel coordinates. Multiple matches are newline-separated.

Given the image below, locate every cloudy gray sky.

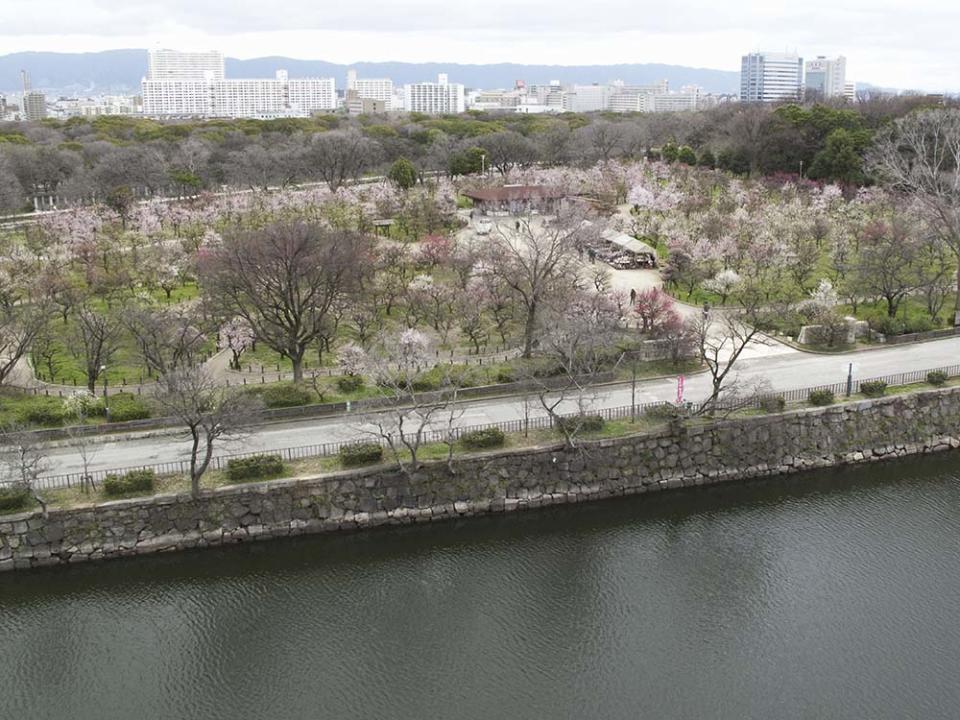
left=3, top=0, right=957, bottom=90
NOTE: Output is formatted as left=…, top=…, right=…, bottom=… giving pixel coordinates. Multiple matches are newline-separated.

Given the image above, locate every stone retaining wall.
left=4, top=387, right=960, bottom=572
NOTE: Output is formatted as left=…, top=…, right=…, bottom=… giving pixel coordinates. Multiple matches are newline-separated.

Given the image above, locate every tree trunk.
left=291, top=352, right=304, bottom=383
left=522, top=303, right=537, bottom=359
left=189, top=430, right=202, bottom=497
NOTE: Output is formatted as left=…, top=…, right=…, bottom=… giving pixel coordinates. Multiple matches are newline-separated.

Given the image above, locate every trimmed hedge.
left=556, top=414, right=604, bottom=433
left=103, top=469, right=156, bottom=497
left=16, top=397, right=68, bottom=426
left=644, top=403, right=682, bottom=421
left=460, top=427, right=506, bottom=449
left=260, top=382, right=315, bottom=408
left=760, top=395, right=786, bottom=413
left=339, top=442, right=384, bottom=467
left=860, top=380, right=887, bottom=398
left=102, top=393, right=151, bottom=422
left=0, top=485, right=30, bottom=513
left=808, top=389, right=835, bottom=406
left=226, top=454, right=285, bottom=482
left=927, top=371, right=948, bottom=387
left=336, top=375, right=364, bottom=393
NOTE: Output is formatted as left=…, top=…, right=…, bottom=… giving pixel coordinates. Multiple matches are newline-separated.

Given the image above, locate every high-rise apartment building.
left=141, top=51, right=335, bottom=118
left=346, top=70, right=394, bottom=110
left=22, top=91, right=47, bottom=121
left=403, top=74, right=465, bottom=114
left=804, top=56, right=847, bottom=98
left=147, top=49, right=225, bottom=81
left=562, top=84, right=613, bottom=113
left=740, top=52, right=803, bottom=102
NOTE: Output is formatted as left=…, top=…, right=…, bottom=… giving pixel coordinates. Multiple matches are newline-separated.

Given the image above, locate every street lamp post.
left=480, top=153, right=486, bottom=177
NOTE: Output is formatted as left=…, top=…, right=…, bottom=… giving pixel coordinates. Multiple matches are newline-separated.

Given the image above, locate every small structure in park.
left=598, top=228, right=658, bottom=269
left=461, top=185, right=568, bottom=215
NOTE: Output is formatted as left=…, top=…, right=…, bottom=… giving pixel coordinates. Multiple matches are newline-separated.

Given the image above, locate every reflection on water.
left=2, top=456, right=960, bottom=720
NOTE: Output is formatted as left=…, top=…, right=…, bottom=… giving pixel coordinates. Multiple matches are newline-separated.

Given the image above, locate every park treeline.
left=0, top=94, right=951, bottom=213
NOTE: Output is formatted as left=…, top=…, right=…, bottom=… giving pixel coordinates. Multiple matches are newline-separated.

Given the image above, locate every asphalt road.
left=41, top=335, right=960, bottom=478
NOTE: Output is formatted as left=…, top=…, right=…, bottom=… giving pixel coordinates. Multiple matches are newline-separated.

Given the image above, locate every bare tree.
left=153, top=367, right=262, bottom=497
left=199, top=220, right=373, bottom=383
left=354, top=329, right=463, bottom=474
left=124, top=303, right=207, bottom=377
left=0, top=302, right=51, bottom=387
left=487, top=210, right=586, bottom=358
left=689, top=308, right=767, bottom=415
left=0, top=425, right=49, bottom=514
left=518, top=292, right=623, bottom=449
left=478, top=130, right=537, bottom=175
left=869, top=109, right=960, bottom=323
left=64, top=392, right=101, bottom=494
left=70, top=305, right=123, bottom=393
left=307, top=130, right=380, bottom=191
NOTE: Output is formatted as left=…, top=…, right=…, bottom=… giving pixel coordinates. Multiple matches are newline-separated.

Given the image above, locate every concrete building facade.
left=740, top=51, right=804, bottom=102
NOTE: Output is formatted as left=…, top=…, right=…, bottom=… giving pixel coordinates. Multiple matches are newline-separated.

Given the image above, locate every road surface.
left=40, top=335, right=960, bottom=478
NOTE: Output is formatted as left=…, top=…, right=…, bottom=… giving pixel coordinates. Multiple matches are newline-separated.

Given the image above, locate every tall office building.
left=147, top=49, right=225, bottom=81
left=403, top=74, right=465, bottom=114
left=740, top=52, right=803, bottom=102
left=804, top=56, right=847, bottom=98
left=562, top=84, right=613, bottom=112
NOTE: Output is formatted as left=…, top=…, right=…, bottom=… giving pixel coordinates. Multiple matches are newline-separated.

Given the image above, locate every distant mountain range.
left=0, top=49, right=743, bottom=96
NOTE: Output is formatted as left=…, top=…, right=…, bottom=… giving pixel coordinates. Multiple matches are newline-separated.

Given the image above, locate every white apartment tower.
left=403, top=74, right=465, bottom=114
left=804, top=56, right=847, bottom=98
left=147, top=49, right=225, bottom=81
left=740, top=52, right=803, bottom=102
left=346, top=69, right=394, bottom=109
left=141, top=50, right=335, bottom=118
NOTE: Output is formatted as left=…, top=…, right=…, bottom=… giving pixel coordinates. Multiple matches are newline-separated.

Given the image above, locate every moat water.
left=2, top=456, right=960, bottom=720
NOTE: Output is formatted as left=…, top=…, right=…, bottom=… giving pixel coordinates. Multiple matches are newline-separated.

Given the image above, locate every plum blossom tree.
left=219, top=317, right=255, bottom=371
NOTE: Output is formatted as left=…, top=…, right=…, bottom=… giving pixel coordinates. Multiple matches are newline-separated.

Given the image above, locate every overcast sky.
left=2, top=0, right=957, bottom=91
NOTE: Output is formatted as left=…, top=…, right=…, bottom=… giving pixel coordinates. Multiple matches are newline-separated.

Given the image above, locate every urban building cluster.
left=1, top=47, right=864, bottom=122
left=466, top=79, right=719, bottom=114
left=740, top=52, right=854, bottom=102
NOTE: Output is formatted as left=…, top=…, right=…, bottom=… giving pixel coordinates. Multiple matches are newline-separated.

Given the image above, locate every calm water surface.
left=2, top=456, right=960, bottom=720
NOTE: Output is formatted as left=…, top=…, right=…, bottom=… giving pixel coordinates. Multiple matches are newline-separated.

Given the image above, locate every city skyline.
left=2, top=0, right=959, bottom=92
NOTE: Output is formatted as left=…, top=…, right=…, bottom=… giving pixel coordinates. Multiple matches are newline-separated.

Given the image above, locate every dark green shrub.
left=495, top=368, right=516, bottom=384
left=102, top=393, right=151, bottom=422
left=556, top=414, right=604, bottom=433
left=260, top=382, right=315, bottom=408
left=0, top=485, right=30, bottom=513
left=866, top=314, right=905, bottom=337
left=16, top=397, right=68, bottom=426
left=226, top=454, right=285, bottom=482
left=760, top=395, right=786, bottom=413
left=903, top=316, right=937, bottom=334
left=339, top=442, right=384, bottom=467
left=410, top=374, right=441, bottom=392
left=808, top=389, right=835, bottom=406
left=103, top=469, right=156, bottom=497
left=927, top=371, right=949, bottom=387
left=644, top=403, right=682, bottom=421
left=336, top=375, right=364, bottom=393
left=460, top=427, right=506, bottom=449
left=860, top=380, right=887, bottom=398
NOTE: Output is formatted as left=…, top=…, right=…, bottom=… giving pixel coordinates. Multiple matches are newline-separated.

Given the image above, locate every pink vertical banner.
left=677, top=375, right=685, bottom=404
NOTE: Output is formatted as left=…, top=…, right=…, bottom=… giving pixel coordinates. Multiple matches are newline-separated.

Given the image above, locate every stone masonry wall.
left=3, top=386, right=960, bottom=572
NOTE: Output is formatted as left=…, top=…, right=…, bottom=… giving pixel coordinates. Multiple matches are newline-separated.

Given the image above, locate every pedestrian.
left=588, top=248, right=596, bottom=264
left=630, top=288, right=637, bottom=304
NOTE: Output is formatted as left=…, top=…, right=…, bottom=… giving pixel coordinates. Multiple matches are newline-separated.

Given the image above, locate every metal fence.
left=882, top=327, right=960, bottom=346
left=15, top=362, right=960, bottom=492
